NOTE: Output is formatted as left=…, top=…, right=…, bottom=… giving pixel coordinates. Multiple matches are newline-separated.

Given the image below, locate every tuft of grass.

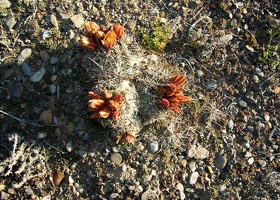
left=258, top=27, right=280, bottom=71
left=141, top=14, right=171, bottom=53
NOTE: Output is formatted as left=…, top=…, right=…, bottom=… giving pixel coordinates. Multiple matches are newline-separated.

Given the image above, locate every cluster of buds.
left=80, top=21, right=124, bottom=51
left=158, top=75, right=190, bottom=113
left=88, top=90, right=123, bottom=120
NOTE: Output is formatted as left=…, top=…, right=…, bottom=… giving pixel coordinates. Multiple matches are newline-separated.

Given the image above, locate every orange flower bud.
left=177, top=95, right=190, bottom=103
left=94, top=30, right=105, bottom=45
left=80, top=36, right=98, bottom=51
left=88, top=99, right=105, bottom=110
left=103, top=89, right=113, bottom=99
left=161, top=98, right=170, bottom=107
left=88, top=91, right=101, bottom=99
left=98, top=107, right=111, bottom=118
left=108, top=100, right=120, bottom=111
left=102, top=29, right=117, bottom=49
left=113, top=24, right=124, bottom=39
left=112, top=94, right=123, bottom=104
left=85, top=21, right=100, bottom=35
left=112, top=110, right=119, bottom=120
left=170, top=75, right=185, bottom=87
left=171, top=106, right=180, bottom=113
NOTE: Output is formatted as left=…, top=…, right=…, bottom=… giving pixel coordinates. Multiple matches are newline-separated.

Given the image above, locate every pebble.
left=87, top=170, right=95, bottom=179
left=1, top=68, right=14, bottom=81
left=218, top=184, right=226, bottom=194
left=238, top=100, right=247, bottom=108
left=197, top=70, right=204, bottom=77
left=7, top=188, right=14, bottom=195
left=245, top=91, right=257, bottom=104
left=252, top=75, right=259, bottom=83
left=29, top=67, right=46, bottom=82
left=264, top=114, right=270, bottom=121
left=42, top=30, right=52, bottom=40
left=176, top=183, right=184, bottom=191
left=17, top=48, right=32, bottom=66
left=60, top=54, right=68, bottom=63
left=214, top=155, right=227, bottom=169
left=68, top=176, right=74, bottom=184
left=110, top=153, right=122, bottom=165
left=21, top=62, right=33, bottom=77
left=188, top=160, right=197, bottom=172
left=272, top=127, right=280, bottom=136
left=109, top=193, right=119, bottom=200
left=228, top=119, right=234, bottom=130
left=135, top=185, right=143, bottom=193
left=50, top=14, right=59, bottom=28
left=194, top=146, right=209, bottom=159
left=206, top=80, right=217, bottom=89
left=45, top=65, right=56, bottom=74
left=258, top=160, right=267, bottom=168
left=147, top=141, right=159, bottom=153
left=40, top=51, right=50, bottom=61
left=0, top=0, right=11, bottom=9
left=6, top=17, right=16, bottom=29
left=50, top=56, right=59, bottom=65
left=49, top=84, right=56, bottom=94
left=70, top=14, right=84, bottom=28
left=66, top=141, right=73, bottom=152
left=141, top=189, right=154, bottom=200
left=187, top=147, right=196, bottom=158
left=11, top=84, right=23, bottom=98
left=248, top=157, right=254, bottom=165
left=255, top=67, right=264, bottom=77
left=189, top=171, right=199, bottom=184
left=121, top=164, right=127, bottom=172
left=25, top=187, right=33, bottom=196
left=268, top=18, right=280, bottom=26
left=37, top=132, right=47, bottom=139
left=1, top=191, right=9, bottom=199
left=78, top=149, right=87, bottom=158
left=219, top=34, right=233, bottom=44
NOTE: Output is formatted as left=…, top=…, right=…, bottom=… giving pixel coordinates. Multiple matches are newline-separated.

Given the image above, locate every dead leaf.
left=53, top=170, right=65, bottom=186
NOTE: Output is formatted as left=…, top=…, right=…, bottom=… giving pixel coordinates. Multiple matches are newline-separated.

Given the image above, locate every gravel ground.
left=0, top=0, right=280, bottom=199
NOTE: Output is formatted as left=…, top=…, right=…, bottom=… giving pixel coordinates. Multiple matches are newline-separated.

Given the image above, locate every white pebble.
left=189, top=172, right=199, bottom=185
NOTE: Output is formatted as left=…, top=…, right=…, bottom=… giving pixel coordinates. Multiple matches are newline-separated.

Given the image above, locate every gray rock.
left=268, top=18, right=280, bottom=26
left=1, top=68, right=14, bottom=81
left=78, top=149, right=87, bottom=158
left=189, top=171, right=199, bottom=184
left=6, top=17, right=16, bottom=29
left=45, top=65, right=56, bottom=74
left=206, top=80, right=217, bottom=90
left=0, top=0, right=11, bottom=9
left=218, top=184, right=226, bottom=194
left=29, top=67, right=45, bottom=82
left=49, top=84, right=56, bottom=94
left=228, top=119, right=234, bottom=130
left=21, top=62, right=33, bottom=77
left=40, top=51, right=50, bottom=61
left=50, top=14, right=59, bottom=28
left=214, top=155, right=227, bottom=169
left=228, top=105, right=239, bottom=115
left=87, top=170, right=95, bottom=179
left=70, top=14, right=84, bottom=28
left=25, top=187, right=33, bottom=196
left=147, top=141, right=159, bottom=153
left=11, top=84, right=23, bottom=98
left=17, top=48, right=32, bottom=65
left=50, top=56, right=59, bottom=65
left=238, top=100, right=247, bottom=108
left=187, top=147, right=196, bottom=158
left=60, top=54, right=68, bottom=63
left=111, top=153, right=122, bottom=165
left=66, top=141, right=73, bottom=152
left=219, top=34, right=233, bottom=44
left=194, top=146, right=209, bottom=159
left=42, top=30, right=52, bottom=40
left=272, top=127, right=280, bottom=136
left=255, top=67, right=264, bottom=77
left=258, top=160, right=267, bottom=168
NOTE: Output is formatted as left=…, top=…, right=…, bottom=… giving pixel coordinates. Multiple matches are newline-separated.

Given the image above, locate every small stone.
left=248, top=157, right=254, bottom=165
left=214, top=155, right=227, bottom=169
left=218, top=184, right=226, bottom=194
left=219, top=34, right=233, bottom=44
left=176, top=183, right=184, bottom=192
left=141, top=189, right=155, bottom=200
left=21, top=62, right=33, bottom=77
left=258, top=160, right=267, bottom=168
left=197, top=70, right=204, bottom=77
left=188, top=161, right=196, bottom=172
left=121, top=164, right=127, bottom=172
left=268, top=18, right=280, bottom=26
left=252, top=75, right=259, bottom=83
left=53, top=171, right=65, bottom=186
left=206, top=80, right=217, bottom=89
left=17, top=48, right=32, bottom=66
left=50, top=14, right=59, bottom=28
left=1, top=191, right=9, bottom=199
left=189, top=171, right=199, bottom=184
left=242, top=142, right=250, bottom=149
left=1, top=68, right=14, bottom=81
left=0, top=0, right=11, bottom=9
left=50, top=56, right=59, bottom=65
left=25, top=187, right=33, bottom=196
left=194, top=146, right=209, bottom=159
left=147, top=141, right=159, bottom=153
left=6, top=17, right=16, bottom=29
left=245, top=152, right=252, bottom=158
left=39, top=109, right=52, bottom=125
left=272, top=127, right=280, bottom=136
left=40, top=51, right=50, bottom=61
left=228, top=119, right=234, bottom=130
left=60, top=54, right=68, bottom=63
left=87, top=170, right=95, bottom=179
left=187, top=148, right=196, bottom=158
left=135, top=185, right=143, bottom=193
left=66, top=141, right=73, bottom=152
left=29, top=67, right=46, bottom=82
left=70, top=14, right=84, bottom=28
left=238, top=100, right=247, bottom=108
left=42, top=30, right=52, bottom=40
left=255, top=67, right=264, bottom=77
left=78, top=149, right=87, bottom=158
left=49, top=84, right=56, bottom=94
left=45, top=65, right=56, bottom=74
left=111, top=153, right=122, bottom=165
left=264, top=114, right=270, bottom=121
left=109, top=193, right=119, bottom=200
left=7, top=188, right=14, bottom=195
left=37, top=132, right=47, bottom=139
left=68, top=176, right=74, bottom=184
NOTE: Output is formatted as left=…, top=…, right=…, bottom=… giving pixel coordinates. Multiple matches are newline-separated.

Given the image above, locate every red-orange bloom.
left=102, top=29, right=117, bottom=50
left=88, top=90, right=123, bottom=120
left=113, top=24, right=124, bottom=39
left=80, top=36, right=98, bottom=51
left=158, top=74, right=190, bottom=113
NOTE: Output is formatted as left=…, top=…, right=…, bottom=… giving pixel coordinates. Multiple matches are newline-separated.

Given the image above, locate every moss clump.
left=142, top=15, right=171, bottom=53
